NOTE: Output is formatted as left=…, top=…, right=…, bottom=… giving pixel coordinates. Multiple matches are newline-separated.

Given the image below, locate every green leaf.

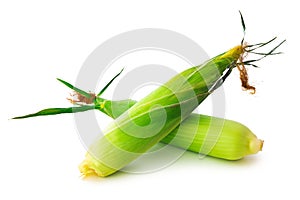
left=239, top=10, right=246, bottom=44
left=247, top=37, right=277, bottom=49
left=239, top=10, right=246, bottom=33
left=12, top=106, right=95, bottom=119
left=97, top=68, right=124, bottom=96
left=57, top=78, right=91, bottom=98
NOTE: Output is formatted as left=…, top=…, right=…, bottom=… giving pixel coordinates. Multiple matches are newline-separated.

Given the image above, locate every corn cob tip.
left=79, top=153, right=114, bottom=177
left=259, top=139, right=264, bottom=151
left=79, top=159, right=95, bottom=177
left=79, top=155, right=101, bottom=177
left=249, top=138, right=264, bottom=155
left=220, top=45, right=245, bottom=60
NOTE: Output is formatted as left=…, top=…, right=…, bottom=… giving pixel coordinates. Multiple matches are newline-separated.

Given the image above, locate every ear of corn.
left=78, top=47, right=244, bottom=177
left=161, top=113, right=263, bottom=160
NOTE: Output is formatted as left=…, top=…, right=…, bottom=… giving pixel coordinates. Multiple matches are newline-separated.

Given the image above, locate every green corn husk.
left=79, top=47, right=243, bottom=177
left=162, top=113, right=263, bottom=160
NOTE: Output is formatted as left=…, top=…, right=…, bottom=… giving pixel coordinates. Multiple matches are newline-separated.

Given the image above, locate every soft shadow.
left=79, top=170, right=130, bottom=182
left=176, top=149, right=262, bottom=168
left=80, top=145, right=262, bottom=181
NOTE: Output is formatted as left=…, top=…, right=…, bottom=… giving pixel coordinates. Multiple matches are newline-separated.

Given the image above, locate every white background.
left=1, top=0, right=299, bottom=199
